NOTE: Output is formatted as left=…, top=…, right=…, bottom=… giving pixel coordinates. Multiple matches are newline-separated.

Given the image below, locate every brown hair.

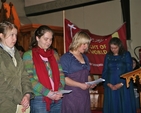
left=30, top=25, right=54, bottom=48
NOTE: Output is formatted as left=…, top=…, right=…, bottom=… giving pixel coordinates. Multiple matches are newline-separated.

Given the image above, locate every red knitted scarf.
left=32, top=47, right=60, bottom=111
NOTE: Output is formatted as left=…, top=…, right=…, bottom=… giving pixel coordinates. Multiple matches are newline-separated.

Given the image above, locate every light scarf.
left=0, top=43, right=17, bottom=66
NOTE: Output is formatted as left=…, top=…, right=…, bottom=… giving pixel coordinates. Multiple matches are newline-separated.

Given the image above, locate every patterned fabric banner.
left=65, top=19, right=127, bottom=74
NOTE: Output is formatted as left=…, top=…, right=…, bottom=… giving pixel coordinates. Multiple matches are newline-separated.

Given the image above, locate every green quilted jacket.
left=0, top=47, right=33, bottom=113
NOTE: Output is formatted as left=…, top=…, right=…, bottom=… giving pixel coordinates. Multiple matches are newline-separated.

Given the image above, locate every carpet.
left=91, top=110, right=102, bottom=113
left=91, top=109, right=141, bottom=113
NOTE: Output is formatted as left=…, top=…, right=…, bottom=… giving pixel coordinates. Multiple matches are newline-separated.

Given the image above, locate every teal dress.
left=102, top=51, right=136, bottom=113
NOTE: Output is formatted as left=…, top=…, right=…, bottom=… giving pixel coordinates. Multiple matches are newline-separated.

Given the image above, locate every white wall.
left=28, top=0, right=123, bottom=35
left=65, top=1, right=123, bottom=35
left=28, top=0, right=141, bottom=60
left=25, top=0, right=56, bottom=7
left=1, top=0, right=141, bottom=60
left=130, top=0, right=141, bottom=60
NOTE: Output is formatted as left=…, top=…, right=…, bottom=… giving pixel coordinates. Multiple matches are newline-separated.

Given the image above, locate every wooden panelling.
left=18, top=24, right=64, bottom=57
left=89, top=75, right=104, bottom=110
left=90, top=83, right=104, bottom=110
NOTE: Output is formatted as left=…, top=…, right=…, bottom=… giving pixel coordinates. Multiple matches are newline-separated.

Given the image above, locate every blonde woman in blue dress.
left=60, top=31, right=96, bottom=113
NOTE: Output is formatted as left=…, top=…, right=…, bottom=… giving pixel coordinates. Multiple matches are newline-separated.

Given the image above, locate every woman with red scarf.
left=23, top=25, right=65, bottom=113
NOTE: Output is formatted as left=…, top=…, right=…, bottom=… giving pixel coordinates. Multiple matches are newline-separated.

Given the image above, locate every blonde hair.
left=0, top=21, right=17, bottom=41
left=69, top=31, right=91, bottom=51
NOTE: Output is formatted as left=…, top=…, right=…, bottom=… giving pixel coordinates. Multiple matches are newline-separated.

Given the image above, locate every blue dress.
left=102, top=51, right=136, bottom=113
left=60, top=52, right=91, bottom=113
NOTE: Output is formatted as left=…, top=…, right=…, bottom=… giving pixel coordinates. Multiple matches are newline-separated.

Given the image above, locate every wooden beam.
left=25, top=0, right=112, bottom=16
left=121, top=68, right=141, bottom=87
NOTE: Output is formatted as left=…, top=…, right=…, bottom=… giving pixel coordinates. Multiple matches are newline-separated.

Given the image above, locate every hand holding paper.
left=58, top=90, right=72, bottom=94
left=85, top=78, right=105, bottom=85
left=16, top=105, right=30, bottom=113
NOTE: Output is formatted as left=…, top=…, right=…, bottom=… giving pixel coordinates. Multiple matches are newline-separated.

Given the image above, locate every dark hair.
left=132, top=57, right=140, bottom=70
left=50, top=46, right=58, bottom=53
left=30, top=25, right=54, bottom=48
left=108, top=37, right=125, bottom=55
left=16, top=45, right=25, bottom=52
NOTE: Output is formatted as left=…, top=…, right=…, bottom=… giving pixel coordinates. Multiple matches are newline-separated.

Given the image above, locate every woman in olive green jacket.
left=0, top=21, right=33, bottom=113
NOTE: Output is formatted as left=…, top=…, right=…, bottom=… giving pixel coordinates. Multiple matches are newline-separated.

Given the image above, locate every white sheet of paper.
left=16, top=105, right=30, bottom=113
left=58, top=90, right=72, bottom=94
left=85, top=78, right=105, bottom=85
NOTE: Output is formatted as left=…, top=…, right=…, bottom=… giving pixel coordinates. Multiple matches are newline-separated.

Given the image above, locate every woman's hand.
left=47, top=91, right=63, bottom=100
left=79, top=83, right=90, bottom=90
left=89, top=84, right=97, bottom=89
left=20, top=94, right=30, bottom=112
left=107, top=83, right=123, bottom=90
left=107, top=83, right=117, bottom=90
left=115, top=83, right=123, bottom=89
